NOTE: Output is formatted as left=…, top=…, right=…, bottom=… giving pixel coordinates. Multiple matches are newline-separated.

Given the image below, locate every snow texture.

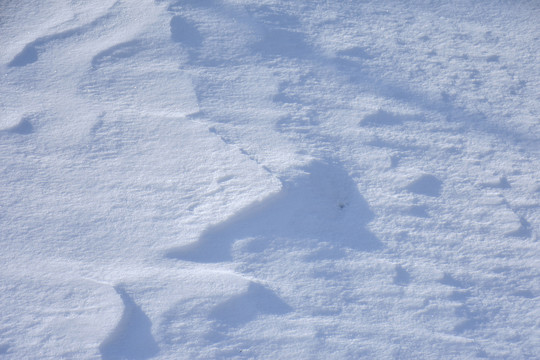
left=1, top=0, right=539, bottom=359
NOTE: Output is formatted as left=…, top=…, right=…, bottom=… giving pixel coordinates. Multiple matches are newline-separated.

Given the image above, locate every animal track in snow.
left=207, top=126, right=273, bottom=174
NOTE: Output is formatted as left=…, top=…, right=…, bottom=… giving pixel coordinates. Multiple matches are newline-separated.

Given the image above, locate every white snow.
left=1, top=0, right=539, bottom=358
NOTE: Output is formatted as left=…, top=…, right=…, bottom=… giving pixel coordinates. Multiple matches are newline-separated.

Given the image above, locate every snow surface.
left=1, top=0, right=539, bottom=358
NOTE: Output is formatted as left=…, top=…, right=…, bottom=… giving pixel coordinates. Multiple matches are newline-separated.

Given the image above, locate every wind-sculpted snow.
left=91, top=40, right=143, bottom=70
left=405, top=174, right=443, bottom=197
left=0, top=273, right=121, bottom=359
left=0, top=0, right=539, bottom=358
left=167, top=161, right=381, bottom=263
left=3, top=117, right=34, bottom=135
left=100, top=286, right=159, bottom=360
left=209, top=282, right=292, bottom=328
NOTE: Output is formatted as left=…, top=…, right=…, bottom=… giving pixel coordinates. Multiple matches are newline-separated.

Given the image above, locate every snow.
left=1, top=0, right=539, bottom=358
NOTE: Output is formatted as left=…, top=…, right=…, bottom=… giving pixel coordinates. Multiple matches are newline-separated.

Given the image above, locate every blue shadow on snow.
left=99, top=286, right=159, bottom=360
left=166, top=160, right=381, bottom=263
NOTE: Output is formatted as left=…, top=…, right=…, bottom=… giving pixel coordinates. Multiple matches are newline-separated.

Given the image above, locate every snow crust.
left=1, top=0, right=539, bottom=358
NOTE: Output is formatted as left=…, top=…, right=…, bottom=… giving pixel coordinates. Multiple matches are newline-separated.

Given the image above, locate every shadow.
left=453, top=305, right=485, bottom=334
left=512, top=290, right=535, bottom=299
left=8, top=12, right=112, bottom=67
left=170, top=15, right=203, bottom=47
left=407, top=205, right=429, bottom=218
left=7, top=118, right=33, bottom=135
left=8, top=45, right=38, bottom=67
left=366, top=136, right=427, bottom=152
left=251, top=28, right=312, bottom=59
left=323, top=32, right=536, bottom=147
left=209, top=282, right=291, bottom=328
left=100, top=286, right=159, bottom=360
left=272, top=81, right=300, bottom=104
left=449, top=290, right=471, bottom=301
left=393, top=265, right=411, bottom=286
left=167, top=0, right=215, bottom=12
left=406, top=174, right=442, bottom=197
left=91, top=40, right=142, bottom=69
left=480, top=176, right=511, bottom=189
left=359, top=109, right=421, bottom=127
left=247, top=5, right=301, bottom=28
left=329, top=54, right=374, bottom=86
left=439, top=273, right=467, bottom=288
left=505, top=217, right=532, bottom=238
left=337, top=46, right=374, bottom=60
left=246, top=6, right=312, bottom=60
left=166, top=160, right=381, bottom=263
